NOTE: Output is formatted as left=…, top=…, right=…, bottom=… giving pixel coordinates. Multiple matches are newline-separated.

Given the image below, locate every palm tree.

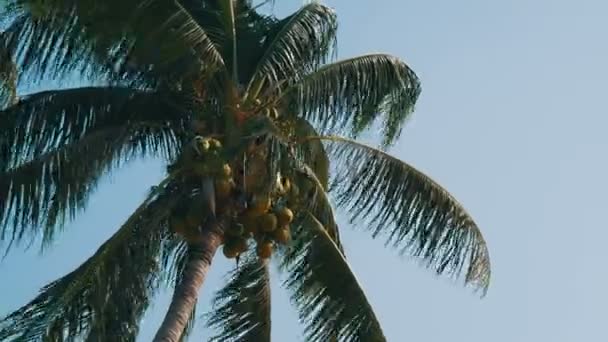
left=0, top=1, right=491, bottom=341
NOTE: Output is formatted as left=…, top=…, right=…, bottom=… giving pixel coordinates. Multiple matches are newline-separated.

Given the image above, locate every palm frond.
left=258, top=127, right=340, bottom=245
left=120, top=0, right=226, bottom=80
left=0, top=87, right=188, bottom=251
left=0, top=4, right=109, bottom=82
left=0, top=0, right=225, bottom=83
left=205, top=255, right=271, bottom=342
left=0, top=122, right=182, bottom=253
left=0, top=177, right=183, bottom=341
left=246, top=3, right=337, bottom=94
left=312, top=136, right=491, bottom=294
left=0, top=47, right=17, bottom=108
left=292, top=117, right=330, bottom=189
left=282, top=54, right=421, bottom=146
left=281, top=212, right=385, bottom=342
left=0, top=86, right=188, bottom=170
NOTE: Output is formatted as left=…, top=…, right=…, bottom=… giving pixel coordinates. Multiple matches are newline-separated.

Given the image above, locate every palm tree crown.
left=0, top=1, right=491, bottom=341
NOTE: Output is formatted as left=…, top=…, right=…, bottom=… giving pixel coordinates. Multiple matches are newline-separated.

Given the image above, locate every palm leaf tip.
left=317, top=136, right=491, bottom=295
left=285, top=54, right=421, bottom=146
left=281, top=213, right=385, bottom=342
left=0, top=178, right=181, bottom=341
left=248, top=2, right=337, bottom=89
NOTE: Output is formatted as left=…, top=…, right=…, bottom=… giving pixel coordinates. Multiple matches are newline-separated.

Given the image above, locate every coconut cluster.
left=169, top=135, right=298, bottom=261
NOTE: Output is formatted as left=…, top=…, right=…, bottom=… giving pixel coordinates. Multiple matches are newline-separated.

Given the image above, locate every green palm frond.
left=292, top=117, right=330, bottom=190
left=257, top=126, right=340, bottom=245
left=0, top=177, right=182, bottom=341
left=0, top=86, right=188, bottom=170
left=291, top=161, right=342, bottom=248
left=0, top=87, right=188, bottom=251
left=206, top=255, right=271, bottom=342
left=246, top=2, right=337, bottom=95
left=283, top=54, right=421, bottom=146
left=1, top=0, right=225, bottom=82
left=312, top=136, right=491, bottom=294
left=218, top=0, right=238, bottom=81
left=282, top=212, right=385, bottom=342
left=0, top=4, right=108, bottom=81
left=0, top=47, right=17, bottom=108
left=0, top=122, right=181, bottom=252
left=122, top=0, right=226, bottom=79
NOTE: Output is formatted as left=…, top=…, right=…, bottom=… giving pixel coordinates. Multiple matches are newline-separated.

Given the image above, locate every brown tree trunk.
left=153, top=228, right=223, bottom=342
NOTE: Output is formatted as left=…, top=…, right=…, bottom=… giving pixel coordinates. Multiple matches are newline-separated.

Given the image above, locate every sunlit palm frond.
left=281, top=212, right=385, bottom=342
left=247, top=2, right=337, bottom=93
left=206, top=255, right=271, bottom=342
left=311, top=136, right=491, bottom=294
left=0, top=177, right=183, bottom=341
left=283, top=54, right=421, bottom=146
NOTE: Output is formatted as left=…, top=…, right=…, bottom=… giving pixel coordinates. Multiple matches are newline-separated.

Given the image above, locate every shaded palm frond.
left=0, top=122, right=182, bottom=253
left=217, top=0, right=239, bottom=81
left=315, top=136, right=491, bottom=294
left=0, top=86, right=189, bottom=170
left=205, top=255, right=271, bottom=342
left=0, top=4, right=110, bottom=82
left=118, top=0, right=226, bottom=80
left=0, top=177, right=183, bottom=341
left=291, top=161, right=342, bottom=249
left=0, top=47, right=17, bottom=108
left=1, top=0, right=225, bottom=83
left=281, top=212, right=385, bottom=342
left=292, top=117, right=330, bottom=189
left=283, top=54, right=421, bottom=146
left=247, top=2, right=337, bottom=93
left=251, top=122, right=340, bottom=245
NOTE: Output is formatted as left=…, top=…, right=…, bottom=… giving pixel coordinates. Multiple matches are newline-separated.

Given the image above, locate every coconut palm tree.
left=0, top=1, right=491, bottom=341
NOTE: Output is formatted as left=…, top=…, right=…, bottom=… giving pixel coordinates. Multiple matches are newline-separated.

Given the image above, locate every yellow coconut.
left=221, top=164, right=232, bottom=178
left=280, top=177, right=291, bottom=194
left=248, top=195, right=272, bottom=216
left=273, top=226, right=290, bottom=244
left=275, top=207, right=294, bottom=226
left=258, top=213, right=278, bottom=232
left=198, top=138, right=211, bottom=152
left=210, top=138, right=222, bottom=149
left=256, top=241, right=273, bottom=259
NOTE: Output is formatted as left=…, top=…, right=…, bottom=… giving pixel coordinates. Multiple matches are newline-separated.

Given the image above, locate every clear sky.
left=2, top=0, right=607, bottom=341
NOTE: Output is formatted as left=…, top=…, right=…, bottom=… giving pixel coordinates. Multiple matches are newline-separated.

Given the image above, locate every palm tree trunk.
left=153, top=228, right=223, bottom=342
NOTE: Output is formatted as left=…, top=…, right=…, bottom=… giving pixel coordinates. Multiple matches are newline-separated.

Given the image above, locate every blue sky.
left=2, top=0, right=608, bottom=341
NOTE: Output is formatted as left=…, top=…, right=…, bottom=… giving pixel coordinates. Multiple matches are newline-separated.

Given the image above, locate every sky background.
left=2, top=0, right=608, bottom=341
